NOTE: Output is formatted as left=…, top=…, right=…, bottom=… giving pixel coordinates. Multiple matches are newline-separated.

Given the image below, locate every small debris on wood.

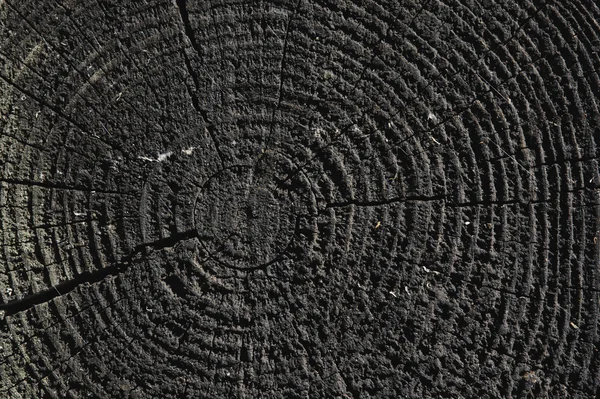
left=138, top=151, right=174, bottom=162
left=182, top=146, right=196, bottom=155
left=157, top=152, right=173, bottom=162
left=521, top=370, right=540, bottom=385
left=423, top=266, right=440, bottom=275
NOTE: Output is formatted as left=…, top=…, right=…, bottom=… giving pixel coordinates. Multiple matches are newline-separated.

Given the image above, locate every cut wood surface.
left=1, top=0, right=600, bottom=397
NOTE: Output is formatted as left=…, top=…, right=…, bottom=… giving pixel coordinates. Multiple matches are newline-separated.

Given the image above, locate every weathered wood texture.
left=1, top=0, right=600, bottom=397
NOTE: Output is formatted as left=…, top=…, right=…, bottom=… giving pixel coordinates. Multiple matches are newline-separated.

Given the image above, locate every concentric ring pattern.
left=1, top=0, right=599, bottom=397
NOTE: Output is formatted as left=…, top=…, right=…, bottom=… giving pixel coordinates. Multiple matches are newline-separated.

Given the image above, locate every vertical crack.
left=174, top=0, right=226, bottom=166
left=175, top=0, right=203, bottom=57
left=257, top=0, right=302, bottom=166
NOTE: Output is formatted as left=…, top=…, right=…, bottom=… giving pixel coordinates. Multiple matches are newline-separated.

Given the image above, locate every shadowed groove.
left=0, top=229, right=198, bottom=317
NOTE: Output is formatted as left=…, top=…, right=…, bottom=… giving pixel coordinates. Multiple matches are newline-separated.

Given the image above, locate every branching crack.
left=0, top=229, right=198, bottom=317
left=279, top=2, right=551, bottom=184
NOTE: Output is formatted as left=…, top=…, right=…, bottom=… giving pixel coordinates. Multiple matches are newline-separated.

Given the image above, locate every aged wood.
left=1, top=0, right=599, bottom=397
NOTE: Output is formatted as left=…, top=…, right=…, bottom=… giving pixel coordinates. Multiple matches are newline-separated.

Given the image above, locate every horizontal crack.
left=0, top=177, right=134, bottom=196
left=0, top=229, right=198, bottom=317
left=324, top=194, right=446, bottom=208
left=323, top=193, right=599, bottom=210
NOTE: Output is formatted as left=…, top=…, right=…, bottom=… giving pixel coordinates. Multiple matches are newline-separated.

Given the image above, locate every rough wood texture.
left=1, top=0, right=600, bottom=397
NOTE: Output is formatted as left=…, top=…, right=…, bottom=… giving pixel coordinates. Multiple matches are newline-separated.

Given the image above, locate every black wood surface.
left=1, top=0, right=600, bottom=397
